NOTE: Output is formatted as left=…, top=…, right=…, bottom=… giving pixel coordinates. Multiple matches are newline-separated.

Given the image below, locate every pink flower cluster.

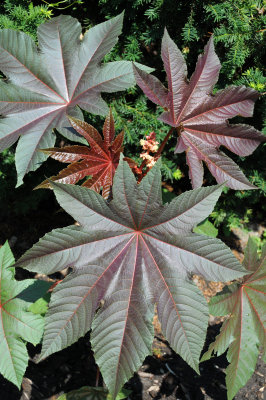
left=139, top=132, right=159, bottom=168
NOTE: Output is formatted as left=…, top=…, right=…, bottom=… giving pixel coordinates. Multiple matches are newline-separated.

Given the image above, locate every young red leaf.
left=201, top=237, right=266, bottom=400
left=103, top=107, right=116, bottom=146
left=16, top=159, right=246, bottom=397
left=133, top=32, right=265, bottom=190
left=0, top=14, right=152, bottom=186
left=36, top=110, right=128, bottom=199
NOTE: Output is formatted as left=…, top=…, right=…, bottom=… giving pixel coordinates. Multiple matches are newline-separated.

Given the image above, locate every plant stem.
left=95, top=366, right=100, bottom=387
left=155, top=127, right=175, bottom=159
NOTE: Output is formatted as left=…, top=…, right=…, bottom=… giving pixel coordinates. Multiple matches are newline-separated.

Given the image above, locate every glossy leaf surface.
left=0, top=14, right=151, bottom=186
left=201, top=237, right=266, bottom=400
left=0, top=242, right=44, bottom=388
left=37, top=110, right=127, bottom=199
left=133, top=31, right=265, bottom=190
left=16, top=159, right=246, bottom=396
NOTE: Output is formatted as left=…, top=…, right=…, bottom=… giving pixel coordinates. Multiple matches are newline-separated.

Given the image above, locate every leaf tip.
left=34, top=180, right=51, bottom=190
left=15, top=176, right=24, bottom=188
left=163, top=27, right=170, bottom=39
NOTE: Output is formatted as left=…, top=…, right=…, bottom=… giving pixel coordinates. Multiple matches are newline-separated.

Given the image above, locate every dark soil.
left=0, top=198, right=265, bottom=400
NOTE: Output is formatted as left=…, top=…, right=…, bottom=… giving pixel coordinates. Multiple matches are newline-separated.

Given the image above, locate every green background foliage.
left=0, top=0, right=51, bottom=37
left=0, top=0, right=265, bottom=236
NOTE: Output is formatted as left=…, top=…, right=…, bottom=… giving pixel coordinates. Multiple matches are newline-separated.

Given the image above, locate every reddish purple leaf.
left=133, top=33, right=265, bottom=190
left=36, top=110, right=130, bottom=199
left=161, top=29, right=187, bottom=123
left=103, top=107, right=115, bottom=146
left=16, top=159, right=246, bottom=397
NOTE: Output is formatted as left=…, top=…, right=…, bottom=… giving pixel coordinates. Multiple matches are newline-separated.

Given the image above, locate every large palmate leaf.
left=16, top=159, right=246, bottom=397
left=133, top=31, right=265, bottom=190
left=36, top=109, right=129, bottom=199
left=201, top=237, right=266, bottom=400
left=0, top=13, right=151, bottom=186
left=0, top=242, right=45, bottom=388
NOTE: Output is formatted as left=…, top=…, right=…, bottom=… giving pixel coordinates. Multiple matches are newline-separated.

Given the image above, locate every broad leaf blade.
left=0, top=14, right=150, bottom=185
left=150, top=182, right=224, bottom=233
left=91, top=236, right=154, bottom=395
left=160, top=29, right=187, bottom=124
left=0, top=242, right=44, bottom=388
left=181, top=133, right=257, bottom=189
left=243, top=236, right=259, bottom=271
left=140, top=240, right=209, bottom=372
left=103, top=108, right=115, bottom=146
left=184, top=85, right=259, bottom=125
left=133, top=64, right=169, bottom=108
left=16, top=159, right=246, bottom=397
left=38, top=112, right=124, bottom=198
left=69, top=12, right=124, bottom=98
left=57, top=106, right=87, bottom=144
left=201, top=241, right=266, bottom=400
left=176, top=36, right=221, bottom=122
left=38, top=15, right=81, bottom=100
left=226, top=295, right=260, bottom=400
left=0, top=29, right=58, bottom=98
left=36, top=160, right=98, bottom=188
left=15, top=121, right=56, bottom=187
left=135, top=33, right=265, bottom=189
left=186, top=148, right=204, bottom=189
left=68, top=118, right=107, bottom=155
left=184, top=123, right=265, bottom=157
left=0, top=334, right=28, bottom=389
left=40, top=146, right=92, bottom=163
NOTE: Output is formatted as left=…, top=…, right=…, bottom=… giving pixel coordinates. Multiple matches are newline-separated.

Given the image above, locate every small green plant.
left=0, top=242, right=50, bottom=388
left=202, top=237, right=266, bottom=400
